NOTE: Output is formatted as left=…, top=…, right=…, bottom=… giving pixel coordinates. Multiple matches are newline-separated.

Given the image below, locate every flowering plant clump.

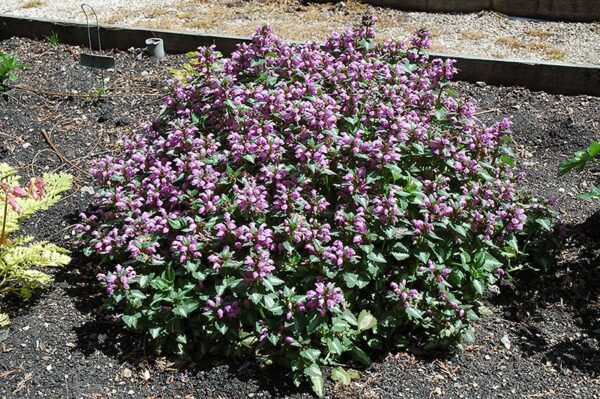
left=78, top=18, right=552, bottom=395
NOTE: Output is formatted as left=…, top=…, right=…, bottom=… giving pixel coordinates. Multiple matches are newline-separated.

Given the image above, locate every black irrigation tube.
left=0, top=15, right=599, bottom=96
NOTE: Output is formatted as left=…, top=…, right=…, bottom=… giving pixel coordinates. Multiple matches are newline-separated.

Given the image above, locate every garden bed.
left=0, top=36, right=599, bottom=398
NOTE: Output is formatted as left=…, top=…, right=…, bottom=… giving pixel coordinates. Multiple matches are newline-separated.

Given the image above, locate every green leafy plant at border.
left=0, top=52, right=27, bottom=92
left=0, top=163, right=72, bottom=328
left=559, top=140, right=600, bottom=200
left=47, top=30, right=60, bottom=47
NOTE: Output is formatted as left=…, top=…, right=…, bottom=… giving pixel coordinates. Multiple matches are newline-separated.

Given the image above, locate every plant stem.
left=0, top=188, right=8, bottom=246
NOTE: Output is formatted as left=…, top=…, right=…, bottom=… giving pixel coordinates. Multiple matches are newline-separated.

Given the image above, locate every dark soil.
left=0, top=37, right=599, bottom=399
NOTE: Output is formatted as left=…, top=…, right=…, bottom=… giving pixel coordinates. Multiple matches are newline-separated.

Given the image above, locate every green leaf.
left=589, top=141, right=600, bottom=157
left=559, top=140, right=600, bottom=176
left=358, top=38, right=373, bottom=51
left=263, top=295, right=276, bottom=310
left=472, top=279, right=484, bottom=295
left=343, top=272, right=368, bottom=289
left=578, top=186, right=600, bottom=200
left=500, top=155, right=515, bottom=167
left=327, top=338, right=344, bottom=355
left=282, top=241, right=294, bottom=253
left=357, top=310, right=377, bottom=331
left=367, top=252, right=386, bottom=264
left=300, top=348, right=321, bottom=363
left=401, top=61, right=418, bottom=74
left=309, top=374, right=324, bottom=397
left=122, top=313, right=141, bottom=329
left=249, top=293, right=262, bottom=304
left=434, top=109, right=447, bottom=121
left=173, top=301, right=199, bottom=318
left=149, top=327, right=162, bottom=339
left=391, top=252, right=410, bottom=261
left=340, top=310, right=358, bottom=326
left=480, top=252, right=503, bottom=272
left=266, top=275, right=285, bottom=286
left=385, top=163, right=403, bottom=181
left=535, top=218, right=552, bottom=231
left=332, top=317, right=351, bottom=332
left=224, top=99, right=236, bottom=109
left=128, top=290, right=146, bottom=300
left=353, top=194, right=368, bottom=209
left=451, top=224, right=468, bottom=239
left=331, top=367, right=360, bottom=385
left=215, top=321, right=228, bottom=335
left=168, top=217, right=185, bottom=230
left=351, top=346, right=371, bottom=365
left=406, top=307, right=423, bottom=320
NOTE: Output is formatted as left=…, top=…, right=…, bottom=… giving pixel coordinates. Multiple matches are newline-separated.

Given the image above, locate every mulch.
left=0, top=37, right=599, bottom=399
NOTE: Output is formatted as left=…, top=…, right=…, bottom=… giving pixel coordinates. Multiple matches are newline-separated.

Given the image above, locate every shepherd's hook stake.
left=81, top=3, right=101, bottom=53
left=79, top=3, right=115, bottom=71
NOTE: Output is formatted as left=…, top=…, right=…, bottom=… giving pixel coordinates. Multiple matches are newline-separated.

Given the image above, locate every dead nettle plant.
left=78, top=17, right=555, bottom=395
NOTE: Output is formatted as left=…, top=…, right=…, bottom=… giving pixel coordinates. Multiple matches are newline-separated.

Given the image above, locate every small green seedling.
left=48, top=30, right=60, bottom=46
left=559, top=140, right=600, bottom=200
left=0, top=52, right=27, bottom=92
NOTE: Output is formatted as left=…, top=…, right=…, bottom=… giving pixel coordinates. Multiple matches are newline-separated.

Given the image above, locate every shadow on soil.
left=493, top=210, right=600, bottom=375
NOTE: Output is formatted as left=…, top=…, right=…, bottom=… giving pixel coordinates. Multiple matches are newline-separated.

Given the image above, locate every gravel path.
left=1, top=0, right=599, bottom=65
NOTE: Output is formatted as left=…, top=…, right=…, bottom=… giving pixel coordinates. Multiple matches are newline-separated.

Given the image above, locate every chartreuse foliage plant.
left=78, top=17, right=552, bottom=396
left=559, top=140, right=600, bottom=201
left=0, top=164, right=72, bottom=326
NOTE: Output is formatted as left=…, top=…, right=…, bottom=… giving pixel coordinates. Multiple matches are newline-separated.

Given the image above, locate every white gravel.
left=1, top=0, right=598, bottom=65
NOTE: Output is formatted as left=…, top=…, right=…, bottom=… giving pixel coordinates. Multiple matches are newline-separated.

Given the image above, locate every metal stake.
left=80, top=3, right=115, bottom=70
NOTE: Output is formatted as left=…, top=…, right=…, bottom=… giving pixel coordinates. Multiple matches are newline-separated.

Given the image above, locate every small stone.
left=22, top=325, right=30, bottom=331
left=501, top=335, right=511, bottom=350
left=475, top=81, right=486, bottom=87
left=141, top=369, right=151, bottom=381
left=122, top=368, right=133, bottom=378
left=80, top=186, right=95, bottom=195
left=46, top=365, right=53, bottom=371
left=484, top=355, right=491, bottom=360
left=116, top=117, right=131, bottom=127
left=22, top=142, right=31, bottom=149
